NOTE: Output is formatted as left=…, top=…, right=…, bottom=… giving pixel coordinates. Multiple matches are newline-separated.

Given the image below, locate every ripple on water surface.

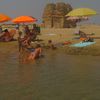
left=0, top=49, right=100, bottom=100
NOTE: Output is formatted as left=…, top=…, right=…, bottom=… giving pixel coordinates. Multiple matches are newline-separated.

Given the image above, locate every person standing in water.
left=18, top=31, right=23, bottom=52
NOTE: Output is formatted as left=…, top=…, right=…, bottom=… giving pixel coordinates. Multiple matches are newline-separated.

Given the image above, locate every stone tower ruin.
left=42, top=2, right=76, bottom=28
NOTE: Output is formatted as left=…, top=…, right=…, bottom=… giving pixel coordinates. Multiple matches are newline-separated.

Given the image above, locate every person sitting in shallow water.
left=46, top=40, right=57, bottom=49
left=28, top=44, right=42, bottom=60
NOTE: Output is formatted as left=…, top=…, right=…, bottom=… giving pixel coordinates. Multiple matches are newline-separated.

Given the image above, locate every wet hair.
left=48, top=40, right=52, bottom=43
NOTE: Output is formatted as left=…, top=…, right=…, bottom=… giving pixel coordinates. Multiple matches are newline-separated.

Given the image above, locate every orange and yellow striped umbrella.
left=12, top=16, right=37, bottom=23
left=0, top=14, right=11, bottom=22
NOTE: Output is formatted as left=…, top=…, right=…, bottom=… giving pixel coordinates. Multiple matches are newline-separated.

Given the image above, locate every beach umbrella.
left=66, top=16, right=90, bottom=34
left=12, top=16, right=37, bottom=23
left=66, top=8, right=97, bottom=25
left=67, top=16, right=88, bottom=22
left=66, top=8, right=97, bottom=17
left=67, top=16, right=80, bottom=20
left=0, top=14, right=11, bottom=22
left=66, top=8, right=97, bottom=35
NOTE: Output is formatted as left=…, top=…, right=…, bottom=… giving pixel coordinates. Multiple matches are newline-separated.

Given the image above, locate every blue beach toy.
left=71, top=42, right=96, bottom=47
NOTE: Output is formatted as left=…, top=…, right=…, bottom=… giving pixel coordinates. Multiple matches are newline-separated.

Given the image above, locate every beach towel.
left=71, top=42, right=96, bottom=47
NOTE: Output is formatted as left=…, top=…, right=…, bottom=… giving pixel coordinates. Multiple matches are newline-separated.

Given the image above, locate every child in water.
left=47, top=40, right=56, bottom=49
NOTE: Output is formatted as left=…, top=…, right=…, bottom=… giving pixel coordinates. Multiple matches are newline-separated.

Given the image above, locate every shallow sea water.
left=0, top=48, right=100, bottom=100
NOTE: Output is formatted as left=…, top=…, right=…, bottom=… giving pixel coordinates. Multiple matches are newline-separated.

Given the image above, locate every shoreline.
left=1, top=25, right=100, bottom=56
left=0, top=41, right=100, bottom=56
left=38, top=25, right=100, bottom=56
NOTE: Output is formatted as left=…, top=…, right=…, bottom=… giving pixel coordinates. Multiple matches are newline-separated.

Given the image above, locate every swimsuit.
left=27, top=48, right=35, bottom=52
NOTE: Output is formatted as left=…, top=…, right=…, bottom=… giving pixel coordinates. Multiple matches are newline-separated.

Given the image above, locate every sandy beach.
left=37, top=24, right=100, bottom=56
left=1, top=24, right=100, bottom=56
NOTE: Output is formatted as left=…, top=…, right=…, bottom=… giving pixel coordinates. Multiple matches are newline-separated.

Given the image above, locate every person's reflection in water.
left=18, top=64, right=34, bottom=86
left=18, top=63, right=41, bottom=99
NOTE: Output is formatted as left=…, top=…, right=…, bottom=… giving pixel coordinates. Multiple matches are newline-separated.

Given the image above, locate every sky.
left=0, top=0, right=100, bottom=24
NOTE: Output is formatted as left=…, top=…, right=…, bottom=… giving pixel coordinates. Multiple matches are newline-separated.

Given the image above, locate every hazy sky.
left=0, top=0, right=99, bottom=24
